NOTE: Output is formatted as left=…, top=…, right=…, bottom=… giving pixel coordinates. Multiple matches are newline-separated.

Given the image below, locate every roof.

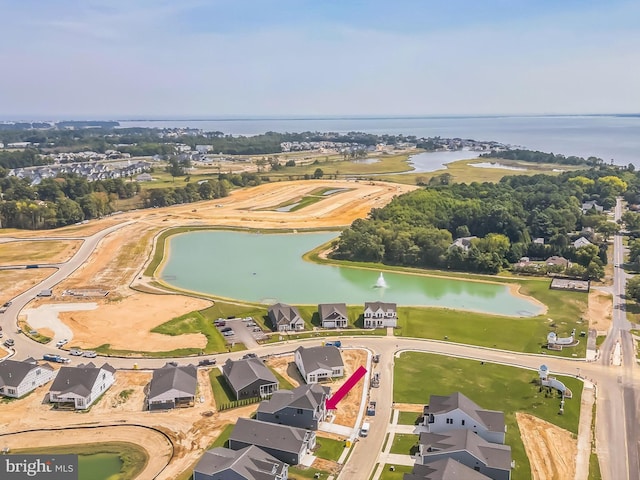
left=148, top=364, right=197, bottom=401
left=257, top=384, right=330, bottom=415
left=194, top=445, right=286, bottom=480
left=364, top=301, right=397, bottom=312
left=419, top=430, right=511, bottom=471
left=268, top=303, right=302, bottom=327
left=222, top=358, right=278, bottom=393
left=426, top=392, right=505, bottom=434
left=403, top=458, right=492, bottom=480
left=49, top=363, right=115, bottom=397
left=0, top=359, right=53, bottom=388
left=318, top=303, right=347, bottom=321
left=230, top=418, right=310, bottom=455
left=295, top=346, right=344, bottom=373
left=574, top=237, right=593, bottom=248
left=451, top=236, right=477, bottom=249
left=545, top=256, right=569, bottom=266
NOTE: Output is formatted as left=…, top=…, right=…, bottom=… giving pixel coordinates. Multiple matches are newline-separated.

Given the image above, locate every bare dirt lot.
left=0, top=268, right=55, bottom=305
left=517, top=412, right=577, bottom=480
left=586, top=290, right=613, bottom=334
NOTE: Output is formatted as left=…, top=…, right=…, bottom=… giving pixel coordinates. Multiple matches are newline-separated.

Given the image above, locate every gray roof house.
left=148, top=363, right=197, bottom=410
left=194, top=445, right=288, bottom=480
left=229, top=417, right=316, bottom=466
left=450, top=236, right=477, bottom=251
left=318, top=303, right=348, bottom=329
left=403, top=458, right=493, bottom=480
left=294, top=346, right=344, bottom=384
left=268, top=303, right=305, bottom=332
left=422, top=392, right=506, bottom=444
left=364, top=301, right=397, bottom=328
left=582, top=200, right=604, bottom=213
left=573, top=236, right=593, bottom=249
left=222, top=358, right=278, bottom=400
left=417, top=430, right=512, bottom=480
left=49, top=362, right=116, bottom=410
left=0, top=358, right=55, bottom=398
left=256, top=383, right=331, bottom=430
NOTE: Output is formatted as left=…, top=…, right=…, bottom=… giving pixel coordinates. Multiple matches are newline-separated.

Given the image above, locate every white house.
left=0, top=358, right=56, bottom=398
left=318, top=303, right=348, bottom=329
left=573, top=237, right=593, bottom=249
left=450, top=236, right=477, bottom=252
left=48, top=362, right=116, bottom=410
left=294, top=346, right=344, bottom=384
left=421, top=392, right=506, bottom=444
left=363, top=301, right=397, bottom=328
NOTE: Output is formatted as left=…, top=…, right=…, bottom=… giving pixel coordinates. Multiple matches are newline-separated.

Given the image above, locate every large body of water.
left=160, top=231, right=542, bottom=317
left=119, top=115, right=640, bottom=165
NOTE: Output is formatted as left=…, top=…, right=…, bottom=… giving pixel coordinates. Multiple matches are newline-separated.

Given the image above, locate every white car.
left=83, top=351, right=97, bottom=358
left=70, top=349, right=84, bottom=356
left=56, top=339, right=69, bottom=348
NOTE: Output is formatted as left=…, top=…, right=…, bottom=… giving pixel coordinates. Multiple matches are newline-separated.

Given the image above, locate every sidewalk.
left=574, top=380, right=596, bottom=480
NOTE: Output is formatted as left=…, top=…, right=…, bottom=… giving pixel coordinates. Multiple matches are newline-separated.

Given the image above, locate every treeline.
left=0, top=149, right=49, bottom=169
left=480, top=149, right=603, bottom=166
left=144, top=179, right=229, bottom=208
left=332, top=167, right=635, bottom=277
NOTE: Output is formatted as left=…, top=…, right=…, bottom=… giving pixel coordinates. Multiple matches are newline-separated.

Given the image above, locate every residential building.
left=450, top=236, right=477, bottom=251
left=417, top=430, right=511, bottom=480
left=48, top=362, right=115, bottom=410
left=222, top=358, right=278, bottom=400
left=294, top=346, right=344, bottom=384
left=422, top=392, right=506, bottom=444
left=318, top=303, right=348, bottom=329
left=582, top=201, right=604, bottom=213
left=403, top=458, right=493, bottom=480
left=256, top=383, right=330, bottom=430
left=545, top=256, right=570, bottom=268
left=573, top=237, right=593, bottom=249
left=135, top=173, right=153, bottom=182
left=148, top=363, right=197, bottom=410
left=229, top=418, right=316, bottom=465
left=0, top=358, right=55, bottom=398
left=193, top=445, right=288, bottom=480
left=363, top=301, right=397, bottom=328
left=267, top=303, right=305, bottom=332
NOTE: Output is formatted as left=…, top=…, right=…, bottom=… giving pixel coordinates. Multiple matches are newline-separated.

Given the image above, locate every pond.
left=79, top=453, right=123, bottom=480
left=160, top=231, right=542, bottom=317
left=403, top=150, right=482, bottom=173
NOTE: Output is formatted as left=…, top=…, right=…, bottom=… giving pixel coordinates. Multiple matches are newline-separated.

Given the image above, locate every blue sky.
left=0, top=0, right=638, bottom=118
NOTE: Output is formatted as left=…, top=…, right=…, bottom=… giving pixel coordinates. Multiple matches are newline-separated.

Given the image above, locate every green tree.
left=313, top=168, right=324, bottom=179
left=626, top=276, right=640, bottom=303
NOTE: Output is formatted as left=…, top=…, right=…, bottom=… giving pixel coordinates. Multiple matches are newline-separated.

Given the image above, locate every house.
left=363, top=301, right=397, bottom=328
left=48, top=362, right=115, bottom=410
left=0, top=358, right=55, bottom=398
left=403, top=458, right=493, bottom=480
left=148, top=363, right=197, bottom=410
left=229, top=417, right=316, bottom=465
left=545, top=256, right=570, bottom=268
left=421, top=392, right=506, bottom=444
left=256, top=383, right=330, bottom=430
left=318, top=303, right=348, bottom=329
left=450, top=236, right=477, bottom=251
left=267, top=303, right=305, bottom=332
left=222, top=358, right=278, bottom=400
left=135, top=173, right=153, bottom=182
left=582, top=201, right=604, bottom=213
left=417, top=430, right=512, bottom=480
left=533, top=238, right=545, bottom=245
left=193, top=445, right=288, bottom=480
left=294, top=346, right=344, bottom=384
left=573, top=237, right=593, bottom=249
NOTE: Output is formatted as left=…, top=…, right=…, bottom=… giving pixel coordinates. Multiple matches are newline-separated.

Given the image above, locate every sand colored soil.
left=0, top=240, right=82, bottom=266
left=57, top=294, right=210, bottom=351
left=0, top=268, right=54, bottom=306
left=266, top=355, right=303, bottom=387
left=311, top=457, right=342, bottom=474
left=586, top=290, right=613, bottom=334
left=393, top=403, right=424, bottom=413
left=517, top=412, right=577, bottom=480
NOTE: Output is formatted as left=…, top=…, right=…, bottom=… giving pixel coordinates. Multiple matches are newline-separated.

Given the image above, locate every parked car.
left=3, top=338, right=14, bottom=347
left=214, top=320, right=226, bottom=327
left=70, top=349, right=84, bottom=356
left=3, top=301, right=12, bottom=307
left=167, top=361, right=178, bottom=367
left=242, top=353, right=258, bottom=359
left=221, top=327, right=233, bottom=333
left=246, top=322, right=256, bottom=327
left=82, top=351, right=97, bottom=358
left=198, top=359, right=217, bottom=366
left=55, top=339, right=69, bottom=348
left=325, top=341, right=342, bottom=347
left=252, top=327, right=262, bottom=332
left=223, top=330, right=235, bottom=337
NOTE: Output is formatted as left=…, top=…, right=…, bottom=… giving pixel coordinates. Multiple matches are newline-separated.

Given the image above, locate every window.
left=36, top=370, right=41, bottom=376
left=297, top=409, right=303, bottom=414
left=446, top=418, right=453, bottom=424
left=461, top=419, right=465, bottom=426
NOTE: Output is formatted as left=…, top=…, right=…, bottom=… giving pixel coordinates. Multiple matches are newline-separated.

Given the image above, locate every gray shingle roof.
left=295, top=346, right=344, bottom=373
left=268, top=303, right=302, bottom=328
left=364, top=301, right=397, bottom=312
left=419, top=429, right=512, bottom=470
left=404, top=458, right=492, bottom=480
left=0, top=359, right=53, bottom=388
left=426, top=392, right=505, bottom=434
left=194, top=445, right=286, bottom=480
left=257, top=384, right=330, bottom=415
left=230, top=418, right=310, bottom=455
left=148, top=364, right=197, bottom=401
left=49, top=362, right=114, bottom=397
left=318, top=303, right=347, bottom=321
left=222, top=358, right=278, bottom=393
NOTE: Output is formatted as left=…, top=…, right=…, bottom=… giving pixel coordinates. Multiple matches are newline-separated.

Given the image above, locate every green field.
left=314, top=436, right=346, bottom=461
left=379, top=464, right=413, bottom=480
left=389, top=434, right=419, bottom=455
left=394, top=352, right=583, bottom=480
left=267, top=153, right=412, bottom=179
left=209, top=368, right=237, bottom=406
left=396, top=411, right=422, bottom=425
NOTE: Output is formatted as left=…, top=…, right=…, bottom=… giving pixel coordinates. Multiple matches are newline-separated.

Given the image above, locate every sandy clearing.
left=517, top=412, right=577, bottom=480
left=0, top=240, right=82, bottom=265
left=22, top=303, right=97, bottom=343
left=266, top=355, right=303, bottom=387
left=0, top=268, right=55, bottom=306
left=586, top=290, right=613, bottom=334
left=393, top=403, right=424, bottom=413
left=57, top=294, right=211, bottom=351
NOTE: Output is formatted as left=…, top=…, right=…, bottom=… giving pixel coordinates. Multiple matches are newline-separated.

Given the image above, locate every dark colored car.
left=221, top=327, right=233, bottom=333
left=242, top=353, right=258, bottom=359
left=198, top=359, right=217, bottom=366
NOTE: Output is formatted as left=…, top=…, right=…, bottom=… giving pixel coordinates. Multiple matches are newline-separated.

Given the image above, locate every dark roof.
left=257, top=384, right=330, bottom=415
left=0, top=359, right=53, bottom=388
left=49, top=362, right=114, bottom=397
left=194, top=445, right=286, bottom=480
left=230, top=418, right=311, bottom=455
left=403, top=458, right=492, bottom=480
left=295, top=346, right=344, bottom=373
left=426, top=392, right=505, bottom=434
left=268, top=303, right=302, bottom=327
left=318, top=303, right=347, bottom=321
left=222, top=358, right=278, bottom=393
left=419, top=430, right=511, bottom=470
left=364, top=301, right=397, bottom=312
left=148, top=364, right=197, bottom=401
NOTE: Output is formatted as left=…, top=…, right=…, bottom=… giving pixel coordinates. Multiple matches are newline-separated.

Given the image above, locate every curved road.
left=1, top=216, right=637, bottom=480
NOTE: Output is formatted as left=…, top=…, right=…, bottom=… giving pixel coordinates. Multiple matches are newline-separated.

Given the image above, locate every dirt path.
left=586, top=290, right=613, bottom=334
left=517, top=412, right=577, bottom=480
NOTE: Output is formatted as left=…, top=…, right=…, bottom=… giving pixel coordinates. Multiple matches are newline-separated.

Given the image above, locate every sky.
left=0, top=0, right=639, bottom=118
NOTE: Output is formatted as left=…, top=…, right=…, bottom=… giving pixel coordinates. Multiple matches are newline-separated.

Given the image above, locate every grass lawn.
left=269, top=366, right=296, bottom=390
left=314, top=436, right=346, bottom=461
left=268, top=153, right=412, bottom=179
left=209, top=423, right=235, bottom=448
left=396, top=411, right=422, bottom=425
left=389, top=434, right=419, bottom=455
left=209, top=368, right=236, bottom=407
left=379, top=464, right=413, bottom=480
left=288, top=466, right=332, bottom=479
left=0, top=239, right=81, bottom=264
left=394, top=352, right=583, bottom=480
left=589, top=452, right=602, bottom=480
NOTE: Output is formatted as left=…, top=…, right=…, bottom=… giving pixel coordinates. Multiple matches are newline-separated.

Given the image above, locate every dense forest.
left=481, top=149, right=603, bottom=166
left=332, top=167, right=638, bottom=277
